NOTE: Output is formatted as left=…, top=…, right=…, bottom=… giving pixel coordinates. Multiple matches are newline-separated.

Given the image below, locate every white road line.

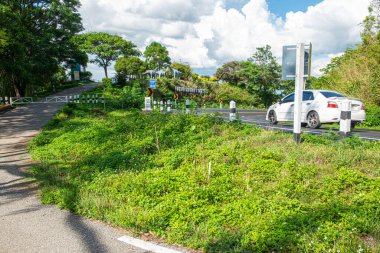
left=117, top=236, right=184, bottom=253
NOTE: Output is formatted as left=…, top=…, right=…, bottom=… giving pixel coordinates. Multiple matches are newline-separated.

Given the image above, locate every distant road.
left=202, top=108, right=380, bottom=141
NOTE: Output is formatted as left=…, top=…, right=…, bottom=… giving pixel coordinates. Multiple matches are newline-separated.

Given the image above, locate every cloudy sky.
left=78, top=0, right=371, bottom=80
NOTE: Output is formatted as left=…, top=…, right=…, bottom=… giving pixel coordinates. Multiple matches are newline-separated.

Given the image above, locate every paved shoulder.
left=0, top=84, right=152, bottom=253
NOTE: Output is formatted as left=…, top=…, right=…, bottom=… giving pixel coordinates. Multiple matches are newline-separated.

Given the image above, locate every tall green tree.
left=143, top=42, right=171, bottom=70
left=0, top=0, right=84, bottom=97
left=73, top=32, right=140, bottom=78
left=170, top=62, right=192, bottom=80
left=215, top=61, right=244, bottom=86
left=115, top=56, right=146, bottom=78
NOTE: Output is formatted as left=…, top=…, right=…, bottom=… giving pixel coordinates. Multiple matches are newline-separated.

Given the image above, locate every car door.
left=277, top=93, right=295, bottom=121
left=301, top=91, right=315, bottom=121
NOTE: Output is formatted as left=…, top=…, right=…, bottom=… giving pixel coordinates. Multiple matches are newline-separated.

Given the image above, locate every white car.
left=266, top=90, right=366, bottom=129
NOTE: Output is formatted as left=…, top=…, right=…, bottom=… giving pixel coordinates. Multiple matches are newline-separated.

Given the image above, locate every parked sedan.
left=266, top=90, right=366, bottom=129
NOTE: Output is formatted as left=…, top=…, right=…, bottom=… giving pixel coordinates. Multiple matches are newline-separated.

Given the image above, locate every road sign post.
left=143, top=97, right=152, bottom=111
left=294, top=43, right=305, bottom=144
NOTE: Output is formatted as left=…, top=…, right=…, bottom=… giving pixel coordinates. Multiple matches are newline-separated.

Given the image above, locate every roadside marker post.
left=294, top=43, right=305, bottom=144
left=92, top=95, right=95, bottom=104
left=160, top=101, right=164, bottom=112
left=87, top=95, right=90, bottom=104
left=230, top=101, right=237, bottom=121
left=153, top=100, right=157, bottom=110
left=96, top=94, right=99, bottom=104
left=186, top=99, right=190, bottom=114
left=143, top=97, right=152, bottom=111
left=69, top=96, right=72, bottom=103
left=101, top=95, right=105, bottom=110
left=339, top=101, right=352, bottom=138
left=167, top=100, right=171, bottom=112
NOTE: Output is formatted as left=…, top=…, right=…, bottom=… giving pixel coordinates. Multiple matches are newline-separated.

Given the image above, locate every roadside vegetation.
left=29, top=100, right=380, bottom=252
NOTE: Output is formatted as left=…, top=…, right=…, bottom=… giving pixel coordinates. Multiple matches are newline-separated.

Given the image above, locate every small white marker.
left=117, top=236, right=184, bottom=253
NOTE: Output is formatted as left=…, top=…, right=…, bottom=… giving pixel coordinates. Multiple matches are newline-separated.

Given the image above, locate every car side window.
left=303, top=92, right=314, bottom=101
left=282, top=94, right=295, bottom=103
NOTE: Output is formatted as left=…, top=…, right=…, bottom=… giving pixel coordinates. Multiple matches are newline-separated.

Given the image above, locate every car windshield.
left=320, top=91, right=345, bottom=98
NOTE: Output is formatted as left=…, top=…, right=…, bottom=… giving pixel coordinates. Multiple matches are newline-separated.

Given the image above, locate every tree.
left=170, top=62, right=192, bottom=80
left=215, top=61, right=244, bottom=86
left=247, top=45, right=282, bottom=106
left=115, top=56, right=146, bottom=78
left=73, top=32, right=140, bottom=78
left=143, top=42, right=171, bottom=70
left=0, top=0, right=84, bottom=97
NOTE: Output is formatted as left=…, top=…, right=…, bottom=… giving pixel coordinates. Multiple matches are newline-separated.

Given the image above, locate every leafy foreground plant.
left=29, top=105, right=380, bottom=252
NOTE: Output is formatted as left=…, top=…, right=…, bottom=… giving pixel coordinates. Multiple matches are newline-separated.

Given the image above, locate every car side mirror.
left=277, top=99, right=282, bottom=104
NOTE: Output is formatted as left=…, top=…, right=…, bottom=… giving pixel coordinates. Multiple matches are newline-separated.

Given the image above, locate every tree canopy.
left=73, top=32, right=140, bottom=78
left=0, top=0, right=84, bottom=97
left=215, top=45, right=281, bottom=107
left=115, top=56, right=146, bottom=78
left=143, top=42, right=171, bottom=71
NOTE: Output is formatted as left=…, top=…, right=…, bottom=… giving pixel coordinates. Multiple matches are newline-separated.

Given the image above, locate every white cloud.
left=79, top=0, right=371, bottom=80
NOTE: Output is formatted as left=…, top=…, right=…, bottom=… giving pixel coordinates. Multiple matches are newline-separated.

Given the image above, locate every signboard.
left=175, top=86, right=208, bottom=94
left=74, top=71, right=80, bottom=81
left=144, top=97, right=152, bottom=111
left=173, top=94, right=179, bottom=100
left=149, top=80, right=157, bottom=89
left=282, top=44, right=312, bottom=80
left=147, top=88, right=153, bottom=96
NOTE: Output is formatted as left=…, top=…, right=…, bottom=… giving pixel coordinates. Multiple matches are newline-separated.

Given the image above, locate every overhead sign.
left=282, top=44, right=312, bottom=80
left=149, top=80, right=157, bottom=89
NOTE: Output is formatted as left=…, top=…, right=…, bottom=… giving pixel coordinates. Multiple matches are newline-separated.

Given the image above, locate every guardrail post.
left=186, top=99, right=190, bottom=114
left=339, top=101, right=352, bottom=138
left=230, top=101, right=236, bottom=121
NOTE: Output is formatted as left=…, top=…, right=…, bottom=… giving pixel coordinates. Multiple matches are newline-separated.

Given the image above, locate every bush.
left=364, top=105, right=380, bottom=127
left=102, top=77, right=112, bottom=90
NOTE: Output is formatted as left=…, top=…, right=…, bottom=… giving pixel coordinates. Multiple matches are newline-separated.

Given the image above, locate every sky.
left=78, top=0, right=371, bottom=80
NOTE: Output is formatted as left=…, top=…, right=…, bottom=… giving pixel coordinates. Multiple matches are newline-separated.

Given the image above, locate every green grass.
left=29, top=103, right=380, bottom=252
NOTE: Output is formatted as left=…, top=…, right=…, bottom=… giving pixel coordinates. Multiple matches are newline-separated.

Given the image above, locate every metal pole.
left=294, top=43, right=305, bottom=144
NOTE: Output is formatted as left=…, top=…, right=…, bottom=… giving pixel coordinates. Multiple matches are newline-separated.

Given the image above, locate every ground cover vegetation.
left=29, top=98, right=380, bottom=252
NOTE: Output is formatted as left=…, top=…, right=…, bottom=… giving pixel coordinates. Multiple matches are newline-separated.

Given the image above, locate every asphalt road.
left=0, top=84, right=184, bottom=253
left=202, top=108, right=380, bottom=141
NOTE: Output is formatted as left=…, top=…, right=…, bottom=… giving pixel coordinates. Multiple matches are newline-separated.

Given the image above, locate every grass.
left=29, top=102, right=380, bottom=252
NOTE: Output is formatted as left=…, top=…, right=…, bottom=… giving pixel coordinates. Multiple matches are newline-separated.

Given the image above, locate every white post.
left=69, top=95, right=72, bottom=103
left=87, top=95, right=90, bottom=104
left=186, top=99, right=190, bottom=114
left=230, top=101, right=236, bottom=121
left=9, top=97, right=13, bottom=106
left=294, top=43, right=305, bottom=144
left=160, top=101, right=164, bottom=112
left=144, top=97, right=152, bottom=111
left=92, top=95, right=95, bottom=104
left=96, top=94, right=99, bottom=104
left=153, top=100, right=157, bottom=110
left=167, top=100, right=171, bottom=112
left=339, top=101, right=352, bottom=138
left=220, top=102, right=223, bottom=109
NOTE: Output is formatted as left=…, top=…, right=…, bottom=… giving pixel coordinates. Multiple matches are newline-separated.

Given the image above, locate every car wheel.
left=307, top=111, right=321, bottom=129
left=268, top=110, right=278, bottom=125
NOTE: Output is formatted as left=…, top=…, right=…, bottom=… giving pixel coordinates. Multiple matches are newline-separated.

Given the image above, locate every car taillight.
left=361, top=104, right=365, bottom=111
left=327, top=102, right=338, bottom=108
